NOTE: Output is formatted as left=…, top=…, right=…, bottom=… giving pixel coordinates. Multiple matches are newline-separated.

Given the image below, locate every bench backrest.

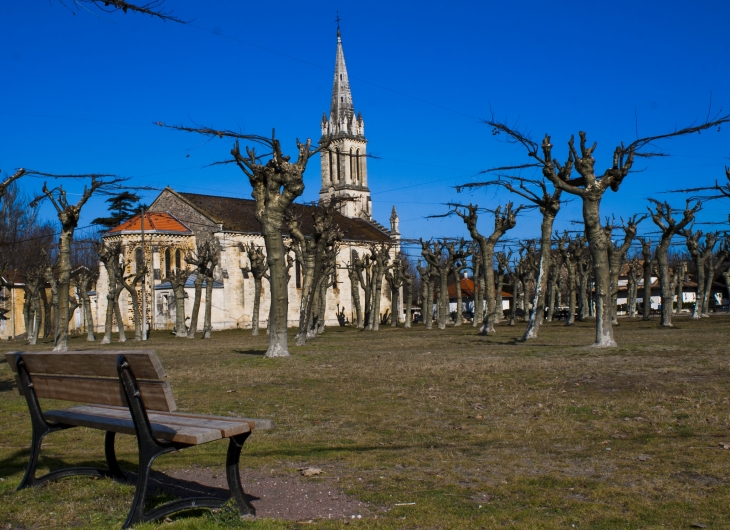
left=6, top=350, right=177, bottom=412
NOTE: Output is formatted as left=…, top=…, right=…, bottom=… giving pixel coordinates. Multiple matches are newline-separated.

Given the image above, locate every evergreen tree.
left=91, top=191, right=145, bottom=229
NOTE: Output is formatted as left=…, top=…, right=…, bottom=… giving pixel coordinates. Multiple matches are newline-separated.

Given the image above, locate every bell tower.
left=319, top=28, right=372, bottom=219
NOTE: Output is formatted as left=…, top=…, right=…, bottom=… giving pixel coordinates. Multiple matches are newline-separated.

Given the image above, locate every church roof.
left=107, top=212, right=190, bottom=234
left=330, top=29, right=355, bottom=130
left=175, top=191, right=391, bottom=243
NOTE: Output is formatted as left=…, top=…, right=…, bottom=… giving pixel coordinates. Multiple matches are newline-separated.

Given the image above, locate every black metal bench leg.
left=104, top=431, right=127, bottom=482
left=17, top=419, right=49, bottom=490
left=226, top=432, right=255, bottom=517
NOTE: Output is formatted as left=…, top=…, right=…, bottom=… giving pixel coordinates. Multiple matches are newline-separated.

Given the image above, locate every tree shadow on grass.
left=234, top=350, right=267, bottom=356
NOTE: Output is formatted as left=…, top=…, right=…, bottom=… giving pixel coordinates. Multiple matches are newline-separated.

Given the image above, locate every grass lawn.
left=1, top=316, right=729, bottom=529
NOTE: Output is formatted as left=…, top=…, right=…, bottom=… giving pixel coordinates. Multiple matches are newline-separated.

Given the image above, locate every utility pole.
left=141, top=209, right=147, bottom=340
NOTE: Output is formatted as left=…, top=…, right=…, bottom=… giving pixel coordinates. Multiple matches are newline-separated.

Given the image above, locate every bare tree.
left=289, top=201, right=342, bottom=345
left=402, top=264, right=414, bottom=328
left=421, top=240, right=463, bottom=329
left=241, top=242, right=269, bottom=336
left=31, top=174, right=121, bottom=351
left=167, top=267, right=192, bottom=337
left=162, top=123, right=325, bottom=356
left=701, top=234, right=720, bottom=316
left=558, top=233, right=581, bottom=326
left=417, top=261, right=433, bottom=329
left=627, top=258, right=641, bottom=318
left=97, top=241, right=125, bottom=344
left=0, top=169, right=25, bottom=205
left=638, top=238, right=655, bottom=319
left=367, top=244, right=391, bottom=331
left=605, top=215, right=644, bottom=325
left=471, top=249, right=484, bottom=327
left=575, top=242, right=592, bottom=321
left=385, top=258, right=403, bottom=327
left=448, top=203, right=518, bottom=334
left=458, top=176, right=561, bottom=340
left=648, top=199, right=700, bottom=326
left=60, top=0, right=186, bottom=22
left=73, top=267, right=97, bottom=341
left=122, top=260, right=147, bottom=340
left=347, top=252, right=364, bottom=329
left=486, top=112, right=730, bottom=346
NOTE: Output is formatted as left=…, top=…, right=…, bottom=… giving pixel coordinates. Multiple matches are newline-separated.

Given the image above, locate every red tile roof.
left=108, top=213, right=190, bottom=234
left=447, top=277, right=513, bottom=299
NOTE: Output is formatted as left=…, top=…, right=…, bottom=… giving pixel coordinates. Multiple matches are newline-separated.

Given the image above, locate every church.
left=93, top=29, right=402, bottom=333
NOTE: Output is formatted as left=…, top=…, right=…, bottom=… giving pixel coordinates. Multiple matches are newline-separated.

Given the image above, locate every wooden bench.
left=7, top=350, right=272, bottom=529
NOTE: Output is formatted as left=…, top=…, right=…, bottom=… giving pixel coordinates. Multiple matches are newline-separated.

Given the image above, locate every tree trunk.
left=522, top=213, right=555, bottom=340
left=202, top=273, right=214, bottom=338
left=187, top=273, right=204, bottom=338
left=80, top=284, right=95, bottom=341
left=404, top=276, right=412, bottom=328
left=583, top=199, right=616, bottom=347
left=703, top=258, right=715, bottom=316
left=655, top=249, right=674, bottom=326
left=252, top=277, right=261, bottom=335
left=349, top=269, right=363, bottom=329
left=642, top=243, right=653, bottom=320
left=547, top=263, right=558, bottom=321
left=674, top=261, right=685, bottom=315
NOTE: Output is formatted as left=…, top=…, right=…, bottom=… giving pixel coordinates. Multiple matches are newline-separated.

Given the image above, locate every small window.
left=164, top=248, right=171, bottom=278
left=340, top=74, right=342, bottom=80
left=135, top=248, right=143, bottom=271
left=341, top=97, right=343, bottom=102
left=175, top=249, right=181, bottom=271
left=295, top=259, right=301, bottom=288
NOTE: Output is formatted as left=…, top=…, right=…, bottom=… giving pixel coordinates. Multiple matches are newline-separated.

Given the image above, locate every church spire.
left=330, top=28, right=355, bottom=133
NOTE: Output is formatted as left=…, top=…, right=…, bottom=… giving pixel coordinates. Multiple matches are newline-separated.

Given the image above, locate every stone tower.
left=319, top=28, right=371, bottom=219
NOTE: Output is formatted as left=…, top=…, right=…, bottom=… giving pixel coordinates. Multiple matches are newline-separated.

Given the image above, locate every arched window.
left=349, top=148, right=355, bottom=182
left=328, top=150, right=334, bottom=182
left=356, top=149, right=361, bottom=182
left=175, top=249, right=181, bottom=271
left=164, top=248, right=171, bottom=278
left=335, top=148, right=341, bottom=181
left=135, top=248, right=143, bottom=273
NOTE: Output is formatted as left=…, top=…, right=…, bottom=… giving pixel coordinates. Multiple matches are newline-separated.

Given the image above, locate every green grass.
left=1, top=315, right=729, bottom=528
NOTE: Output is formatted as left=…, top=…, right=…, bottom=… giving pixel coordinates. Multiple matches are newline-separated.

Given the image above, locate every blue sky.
left=2, top=1, right=729, bottom=259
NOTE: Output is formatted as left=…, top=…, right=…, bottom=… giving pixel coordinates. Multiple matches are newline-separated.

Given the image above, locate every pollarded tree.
left=605, top=215, right=644, bottom=325
left=638, top=238, right=655, bottom=320
left=558, top=233, right=581, bottom=326
left=164, top=125, right=324, bottom=357
left=682, top=229, right=716, bottom=318
left=458, top=177, right=561, bottom=339
left=416, top=261, right=433, bottom=329
left=648, top=199, right=701, bottom=327
left=385, top=258, right=404, bottom=328
left=575, top=242, right=592, bottom=321
left=97, top=241, right=126, bottom=344
left=367, top=244, right=392, bottom=331
left=73, top=266, right=97, bottom=341
left=700, top=235, right=721, bottom=316
left=186, top=238, right=213, bottom=339
left=470, top=244, right=483, bottom=327
left=122, top=260, right=147, bottom=341
left=420, top=239, right=468, bottom=330
left=347, top=251, right=365, bottom=329
left=167, top=267, right=192, bottom=337
left=450, top=204, right=519, bottom=334
left=241, top=242, right=269, bottom=336
left=31, top=174, right=122, bottom=351
left=487, top=114, right=730, bottom=346
left=627, top=258, right=641, bottom=318
left=402, top=264, right=414, bottom=328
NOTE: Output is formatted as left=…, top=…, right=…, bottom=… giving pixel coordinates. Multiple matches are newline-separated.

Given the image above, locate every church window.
left=336, top=148, right=341, bottom=181
left=135, top=248, right=143, bottom=273
left=175, top=249, right=181, bottom=271
left=341, top=97, right=343, bottom=102
left=295, top=259, right=301, bottom=288
left=349, top=148, right=355, bottom=182
left=328, top=150, right=334, bottom=182
left=164, top=248, right=171, bottom=278
left=356, top=149, right=361, bottom=182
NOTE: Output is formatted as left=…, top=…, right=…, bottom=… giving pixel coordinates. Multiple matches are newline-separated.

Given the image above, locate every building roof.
left=447, top=277, right=513, bottom=299
left=175, top=191, right=392, bottom=243
left=107, top=212, right=190, bottom=234
left=330, top=29, right=354, bottom=131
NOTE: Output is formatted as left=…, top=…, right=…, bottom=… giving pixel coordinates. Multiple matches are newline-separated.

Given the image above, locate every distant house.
left=446, top=274, right=512, bottom=317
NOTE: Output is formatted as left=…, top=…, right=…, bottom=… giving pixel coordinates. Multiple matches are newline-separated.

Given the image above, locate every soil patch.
left=148, top=467, right=370, bottom=521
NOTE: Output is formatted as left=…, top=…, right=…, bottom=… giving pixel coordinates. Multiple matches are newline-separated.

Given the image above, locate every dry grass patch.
left=1, top=315, right=729, bottom=528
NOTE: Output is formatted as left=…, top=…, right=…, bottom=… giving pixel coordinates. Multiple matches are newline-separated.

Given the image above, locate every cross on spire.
left=336, top=11, right=341, bottom=38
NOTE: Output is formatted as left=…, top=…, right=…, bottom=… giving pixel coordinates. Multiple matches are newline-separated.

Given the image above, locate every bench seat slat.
left=6, top=351, right=165, bottom=379
left=19, top=375, right=176, bottom=412
left=43, top=408, right=233, bottom=445
left=67, top=405, right=252, bottom=438
left=92, top=404, right=274, bottom=431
